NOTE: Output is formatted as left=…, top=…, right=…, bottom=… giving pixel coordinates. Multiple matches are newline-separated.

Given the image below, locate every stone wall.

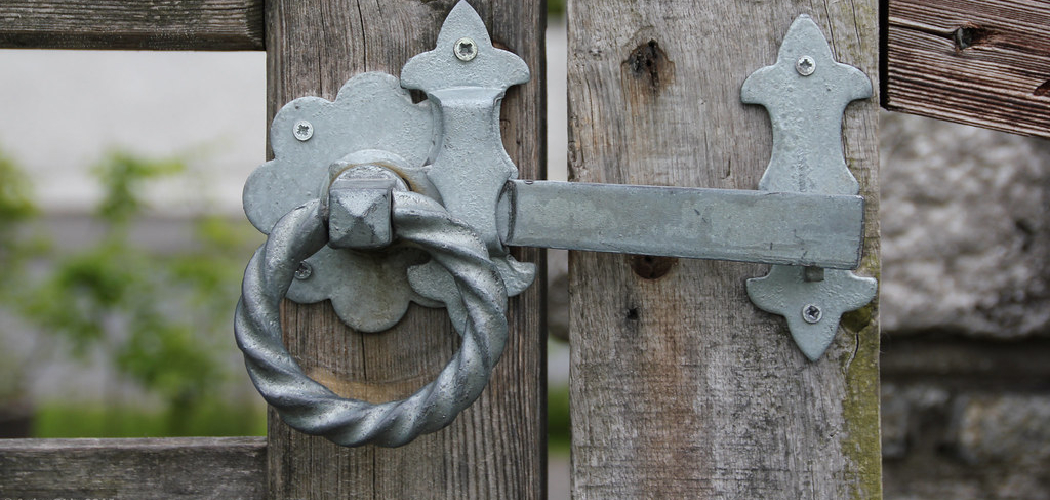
left=881, top=112, right=1050, bottom=499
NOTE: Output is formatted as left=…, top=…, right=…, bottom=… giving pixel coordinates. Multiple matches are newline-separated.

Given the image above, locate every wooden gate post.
left=264, top=1, right=546, bottom=498
left=567, top=1, right=881, bottom=499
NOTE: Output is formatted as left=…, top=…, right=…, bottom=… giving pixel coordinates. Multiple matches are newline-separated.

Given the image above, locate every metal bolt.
left=803, top=266, right=825, bottom=283
left=802, top=303, right=822, bottom=324
left=327, top=175, right=396, bottom=250
left=293, top=120, right=314, bottom=141
left=454, top=37, right=478, bottom=61
left=796, top=55, right=816, bottom=76
left=294, top=261, right=313, bottom=280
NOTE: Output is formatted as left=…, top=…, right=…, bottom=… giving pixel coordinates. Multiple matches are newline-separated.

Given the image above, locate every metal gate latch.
left=235, top=1, right=877, bottom=447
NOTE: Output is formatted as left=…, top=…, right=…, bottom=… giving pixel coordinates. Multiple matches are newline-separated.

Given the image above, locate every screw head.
left=294, top=261, right=313, bottom=280
left=293, top=120, right=314, bottom=141
left=796, top=55, right=816, bottom=76
left=801, top=303, right=822, bottom=324
left=454, top=37, right=478, bottom=61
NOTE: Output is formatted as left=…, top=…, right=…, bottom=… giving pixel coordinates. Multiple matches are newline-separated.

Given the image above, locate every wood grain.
left=885, top=0, right=1050, bottom=139
left=0, top=0, right=264, bottom=50
left=265, top=1, right=546, bottom=498
left=0, top=437, right=266, bottom=499
left=566, top=1, right=882, bottom=498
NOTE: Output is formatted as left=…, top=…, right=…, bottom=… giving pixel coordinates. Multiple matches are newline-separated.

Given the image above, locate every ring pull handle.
left=235, top=185, right=508, bottom=447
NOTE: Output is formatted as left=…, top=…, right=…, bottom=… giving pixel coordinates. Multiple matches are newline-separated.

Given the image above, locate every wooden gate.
left=3, top=0, right=997, bottom=497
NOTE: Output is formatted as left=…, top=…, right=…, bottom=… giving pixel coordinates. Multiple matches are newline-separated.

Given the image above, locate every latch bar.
left=498, top=179, right=864, bottom=269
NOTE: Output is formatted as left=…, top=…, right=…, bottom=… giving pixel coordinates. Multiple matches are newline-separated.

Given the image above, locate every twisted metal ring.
left=235, top=192, right=508, bottom=447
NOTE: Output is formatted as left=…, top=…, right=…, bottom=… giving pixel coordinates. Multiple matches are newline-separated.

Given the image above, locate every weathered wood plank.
left=0, top=0, right=264, bottom=50
left=567, top=1, right=881, bottom=499
left=0, top=437, right=266, bottom=499
left=265, top=1, right=545, bottom=499
left=885, top=0, right=1050, bottom=139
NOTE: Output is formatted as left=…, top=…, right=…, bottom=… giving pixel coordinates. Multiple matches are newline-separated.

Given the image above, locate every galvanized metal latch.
left=235, top=1, right=876, bottom=447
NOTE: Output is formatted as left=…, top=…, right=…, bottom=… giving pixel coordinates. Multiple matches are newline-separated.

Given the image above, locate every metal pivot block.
left=326, top=166, right=401, bottom=250
left=235, top=1, right=879, bottom=448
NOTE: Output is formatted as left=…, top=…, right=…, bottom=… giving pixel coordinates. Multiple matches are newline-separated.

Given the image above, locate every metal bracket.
left=741, top=16, right=878, bottom=360
left=242, top=2, right=876, bottom=361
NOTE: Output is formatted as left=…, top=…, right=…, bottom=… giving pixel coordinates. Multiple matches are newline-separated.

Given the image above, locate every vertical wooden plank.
left=265, top=1, right=546, bottom=498
left=567, top=1, right=880, bottom=499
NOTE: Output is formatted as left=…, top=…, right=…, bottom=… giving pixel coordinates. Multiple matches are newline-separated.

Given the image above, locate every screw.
left=293, top=120, right=314, bottom=141
left=454, top=37, right=478, bottom=61
left=294, top=261, right=313, bottom=280
left=796, top=55, right=816, bottom=76
left=802, top=303, right=822, bottom=324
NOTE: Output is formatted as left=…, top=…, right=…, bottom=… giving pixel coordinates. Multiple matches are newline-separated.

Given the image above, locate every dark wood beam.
left=885, top=0, right=1050, bottom=139
left=0, top=437, right=267, bottom=499
left=0, top=0, right=264, bottom=50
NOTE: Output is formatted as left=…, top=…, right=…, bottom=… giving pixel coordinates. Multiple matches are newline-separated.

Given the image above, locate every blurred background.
left=0, top=5, right=1048, bottom=500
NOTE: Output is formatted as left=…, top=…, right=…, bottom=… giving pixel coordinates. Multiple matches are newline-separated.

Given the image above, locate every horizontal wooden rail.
left=0, top=437, right=266, bottom=499
left=884, top=0, right=1050, bottom=139
left=0, top=0, right=264, bottom=50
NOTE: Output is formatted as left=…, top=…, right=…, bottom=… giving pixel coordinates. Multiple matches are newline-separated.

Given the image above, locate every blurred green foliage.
left=548, top=0, right=566, bottom=17
left=33, top=399, right=266, bottom=438
left=548, top=384, right=571, bottom=454
left=0, top=149, right=264, bottom=436
left=0, top=151, right=38, bottom=404
left=0, top=150, right=36, bottom=290
left=0, top=150, right=34, bottom=220
left=92, top=151, right=186, bottom=225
